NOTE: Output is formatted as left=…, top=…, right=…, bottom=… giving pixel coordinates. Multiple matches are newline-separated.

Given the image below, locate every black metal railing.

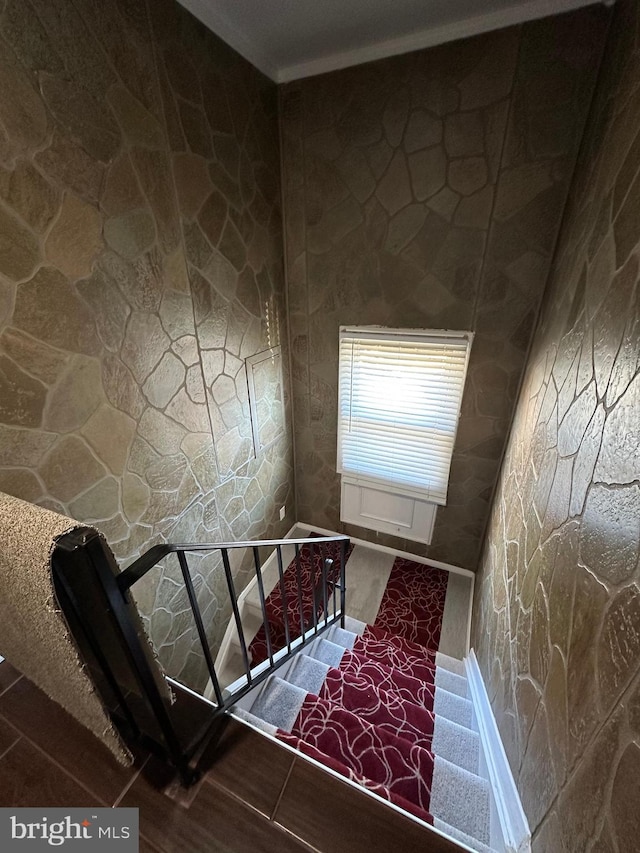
left=119, top=534, right=350, bottom=703
left=51, top=529, right=350, bottom=786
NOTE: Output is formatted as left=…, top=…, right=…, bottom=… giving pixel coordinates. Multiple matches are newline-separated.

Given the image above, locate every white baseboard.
left=295, top=521, right=475, bottom=578
left=465, top=650, right=530, bottom=853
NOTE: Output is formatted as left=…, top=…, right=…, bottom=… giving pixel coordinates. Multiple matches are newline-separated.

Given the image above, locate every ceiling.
left=178, top=0, right=607, bottom=83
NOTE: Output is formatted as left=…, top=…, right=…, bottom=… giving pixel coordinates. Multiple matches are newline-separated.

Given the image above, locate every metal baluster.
left=221, top=549, right=252, bottom=684
left=322, top=557, right=331, bottom=627
left=177, top=551, right=224, bottom=708
left=340, top=539, right=348, bottom=627
left=253, top=547, right=274, bottom=667
left=276, top=545, right=291, bottom=655
left=293, top=544, right=305, bottom=637
left=310, top=540, right=319, bottom=634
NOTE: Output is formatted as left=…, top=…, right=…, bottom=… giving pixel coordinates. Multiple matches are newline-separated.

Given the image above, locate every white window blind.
left=337, top=327, right=472, bottom=505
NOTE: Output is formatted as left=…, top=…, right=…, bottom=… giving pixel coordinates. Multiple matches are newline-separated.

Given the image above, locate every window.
left=337, top=327, right=473, bottom=508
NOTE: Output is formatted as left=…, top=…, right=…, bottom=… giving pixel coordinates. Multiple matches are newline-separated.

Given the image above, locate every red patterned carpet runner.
left=277, top=730, right=434, bottom=824
left=249, top=538, right=353, bottom=665
left=250, top=547, right=453, bottom=824
left=372, top=557, right=449, bottom=650
left=319, top=667, right=436, bottom=750
left=288, top=694, right=435, bottom=815
left=337, top=646, right=437, bottom=709
left=352, top=627, right=438, bottom=683
left=271, top=626, right=442, bottom=823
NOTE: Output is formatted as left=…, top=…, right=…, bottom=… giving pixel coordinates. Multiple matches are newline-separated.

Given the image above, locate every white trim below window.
left=340, top=477, right=437, bottom=545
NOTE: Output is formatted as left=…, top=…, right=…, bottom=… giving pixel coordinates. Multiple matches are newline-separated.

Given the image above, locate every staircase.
left=50, top=524, right=526, bottom=852
left=233, top=617, right=494, bottom=853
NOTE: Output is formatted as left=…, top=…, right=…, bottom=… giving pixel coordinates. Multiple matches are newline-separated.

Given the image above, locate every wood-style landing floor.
left=0, top=658, right=460, bottom=853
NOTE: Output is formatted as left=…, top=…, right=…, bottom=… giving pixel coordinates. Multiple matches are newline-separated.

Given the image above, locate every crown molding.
left=180, top=0, right=609, bottom=85
left=276, top=0, right=603, bottom=81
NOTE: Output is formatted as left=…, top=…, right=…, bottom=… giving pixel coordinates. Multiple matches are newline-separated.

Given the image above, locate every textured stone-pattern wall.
left=0, top=0, right=293, bottom=691
left=281, top=9, right=608, bottom=569
left=473, top=1, right=640, bottom=848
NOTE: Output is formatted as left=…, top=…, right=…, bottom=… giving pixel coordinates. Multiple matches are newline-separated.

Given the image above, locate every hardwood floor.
left=0, top=659, right=461, bottom=853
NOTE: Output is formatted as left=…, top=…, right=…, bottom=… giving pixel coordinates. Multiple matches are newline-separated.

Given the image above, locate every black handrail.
left=117, top=536, right=349, bottom=591
left=51, top=529, right=199, bottom=784
left=52, top=531, right=350, bottom=786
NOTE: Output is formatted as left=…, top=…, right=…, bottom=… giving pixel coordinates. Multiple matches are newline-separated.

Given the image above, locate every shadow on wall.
left=0, top=0, right=293, bottom=693
left=473, top=1, right=640, bottom=850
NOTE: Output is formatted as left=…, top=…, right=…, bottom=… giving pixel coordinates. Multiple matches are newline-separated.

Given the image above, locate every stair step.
left=230, top=610, right=263, bottom=647
left=333, top=648, right=436, bottom=710
left=311, top=627, right=441, bottom=687
left=306, top=636, right=348, bottom=668
left=278, top=730, right=434, bottom=826
left=244, top=595, right=270, bottom=624
left=243, top=559, right=281, bottom=611
left=216, top=649, right=247, bottom=690
left=433, top=819, right=494, bottom=853
left=239, top=684, right=490, bottom=853
left=231, top=705, right=278, bottom=736
left=435, top=668, right=469, bottom=698
left=435, top=652, right=466, bottom=677
left=323, top=671, right=435, bottom=751
left=268, top=644, right=479, bottom=773
left=291, top=693, right=435, bottom=817
left=433, top=687, right=474, bottom=729
left=363, top=624, right=439, bottom=660
left=325, top=624, right=357, bottom=648
left=279, top=655, right=438, bottom=753
left=353, top=636, right=437, bottom=683
left=234, top=704, right=436, bottom=829
left=285, top=653, right=331, bottom=695
left=430, top=755, right=491, bottom=846
left=432, top=716, right=479, bottom=775
left=249, top=675, right=306, bottom=731
left=343, top=615, right=367, bottom=635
